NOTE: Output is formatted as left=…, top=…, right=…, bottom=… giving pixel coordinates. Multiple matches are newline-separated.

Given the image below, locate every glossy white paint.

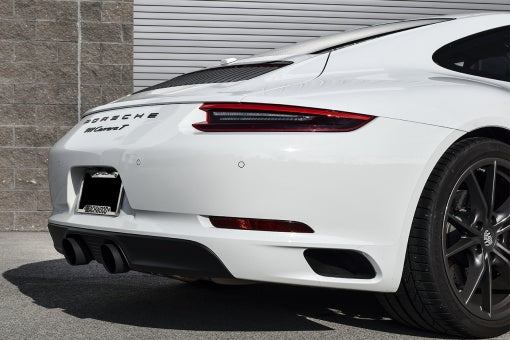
left=245, top=13, right=510, bottom=131
left=49, top=13, right=510, bottom=292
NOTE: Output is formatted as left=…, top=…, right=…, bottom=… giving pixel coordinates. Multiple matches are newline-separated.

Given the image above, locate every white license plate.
left=76, top=170, right=123, bottom=216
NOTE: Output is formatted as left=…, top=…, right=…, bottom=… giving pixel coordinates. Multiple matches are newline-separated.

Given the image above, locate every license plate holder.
left=76, top=170, right=124, bottom=216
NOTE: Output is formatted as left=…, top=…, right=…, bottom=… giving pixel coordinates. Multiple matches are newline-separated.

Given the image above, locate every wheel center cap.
left=482, top=228, right=495, bottom=249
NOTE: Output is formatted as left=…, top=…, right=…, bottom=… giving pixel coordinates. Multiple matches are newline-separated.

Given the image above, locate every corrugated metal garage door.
left=133, top=0, right=510, bottom=91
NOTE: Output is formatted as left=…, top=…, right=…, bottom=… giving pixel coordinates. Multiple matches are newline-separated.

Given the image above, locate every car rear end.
left=48, top=97, right=461, bottom=292
left=48, top=16, right=468, bottom=292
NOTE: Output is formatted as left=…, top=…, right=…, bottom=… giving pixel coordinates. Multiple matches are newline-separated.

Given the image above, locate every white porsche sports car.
left=48, top=13, right=510, bottom=337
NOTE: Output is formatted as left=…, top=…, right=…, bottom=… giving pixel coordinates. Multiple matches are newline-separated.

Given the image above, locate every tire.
left=378, top=137, right=510, bottom=338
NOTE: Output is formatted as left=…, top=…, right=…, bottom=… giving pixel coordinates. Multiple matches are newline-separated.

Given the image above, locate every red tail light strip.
left=200, top=103, right=372, bottom=121
left=209, top=216, right=314, bottom=233
left=193, top=102, right=375, bottom=132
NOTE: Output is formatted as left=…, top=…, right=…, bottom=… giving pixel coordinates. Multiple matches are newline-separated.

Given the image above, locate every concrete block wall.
left=0, top=0, right=133, bottom=231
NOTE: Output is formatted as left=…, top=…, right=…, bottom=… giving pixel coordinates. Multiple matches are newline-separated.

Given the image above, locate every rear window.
left=433, top=26, right=510, bottom=82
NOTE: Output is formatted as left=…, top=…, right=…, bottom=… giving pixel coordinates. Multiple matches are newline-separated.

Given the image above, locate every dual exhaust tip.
left=62, top=237, right=129, bottom=274
left=100, top=243, right=129, bottom=274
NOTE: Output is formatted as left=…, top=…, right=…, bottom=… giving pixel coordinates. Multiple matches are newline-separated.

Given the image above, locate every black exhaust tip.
left=62, top=237, right=92, bottom=266
left=101, top=243, right=129, bottom=274
left=304, top=248, right=376, bottom=279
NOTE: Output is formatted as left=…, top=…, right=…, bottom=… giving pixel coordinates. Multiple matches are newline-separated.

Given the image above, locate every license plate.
left=76, top=170, right=123, bottom=216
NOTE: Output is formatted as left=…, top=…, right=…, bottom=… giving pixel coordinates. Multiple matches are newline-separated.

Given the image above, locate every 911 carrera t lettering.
left=84, top=125, right=130, bottom=133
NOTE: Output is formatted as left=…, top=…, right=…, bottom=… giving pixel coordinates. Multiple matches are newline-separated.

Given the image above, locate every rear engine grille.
left=135, top=61, right=292, bottom=93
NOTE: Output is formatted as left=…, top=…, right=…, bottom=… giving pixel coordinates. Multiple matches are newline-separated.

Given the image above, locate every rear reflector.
left=209, top=216, right=314, bottom=233
left=193, top=103, right=374, bottom=132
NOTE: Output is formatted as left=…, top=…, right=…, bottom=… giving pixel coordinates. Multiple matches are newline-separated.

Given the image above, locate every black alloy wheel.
left=444, top=158, right=510, bottom=320
left=378, top=138, right=510, bottom=338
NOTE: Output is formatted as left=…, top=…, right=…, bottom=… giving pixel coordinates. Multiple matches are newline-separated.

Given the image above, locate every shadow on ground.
left=3, top=259, right=441, bottom=336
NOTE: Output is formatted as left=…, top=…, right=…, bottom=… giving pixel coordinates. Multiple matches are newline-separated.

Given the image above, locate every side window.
left=433, top=26, right=510, bottom=82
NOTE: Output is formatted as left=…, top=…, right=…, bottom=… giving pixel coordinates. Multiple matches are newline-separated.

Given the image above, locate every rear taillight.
left=192, top=103, right=374, bottom=132
left=209, top=216, right=314, bottom=233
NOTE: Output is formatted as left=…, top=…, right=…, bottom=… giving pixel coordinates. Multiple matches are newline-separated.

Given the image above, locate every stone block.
left=122, top=24, right=132, bottom=43
left=13, top=211, right=51, bottom=230
left=36, top=105, right=78, bottom=126
left=81, top=1, right=101, bottom=22
left=36, top=147, right=51, bottom=167
left=0, top=63, right=34, bottom=83
left=0, top=127, right=13, bottom=146
left=16, top=168, right=49, bottom=189
left=15, top=41, right=58, bottom=63
left=0, top=191, right=36, bottom=211
left=0, top=0, right=13, bottom=17
left=102, top=2, right=132, bottom=23
left=36, top=21, right=77, bottom=42
left=0, top=104, right=36, bottom=125
left=0, top=20, right=35, bottom=40
left=81, top=64, right=122, bottom=85
left=0, top=84, right=13, bottom=103
left=15, top=0, right=77, bottom=21
left=81, top=43, right=102, bottom=63
left=80, top=85, right=102, bottom=106
left=14, top=126, right=65, bottom=147
left=0, top=148, right=36, bottom=167
left=37, top=190, right=52, bottom=211
left=14, top=83, right=77, bottom=105
left=0, top=41, right=14, bottom=62
left=102, top=43, right=132, bottom=64
left=57, top=42, right=78, bottom=64
left=0, top=169, right=14, bottom=189
left=121, top=64, right=133, bottom=85
left=82, top=22, right=121, bottom=42
left=0, top=212, right=14, bottom=230
left=35, top=63, right=78, bottom=83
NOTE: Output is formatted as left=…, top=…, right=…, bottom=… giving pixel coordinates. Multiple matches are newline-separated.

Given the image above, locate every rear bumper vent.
left=135, top=61, right=292, bottom=93
left=304, top=248, right=376, bottom=279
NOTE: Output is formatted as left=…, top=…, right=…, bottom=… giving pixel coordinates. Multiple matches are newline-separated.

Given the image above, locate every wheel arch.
left=382, top=136, right=510, bottom=336
left=458, top=126, right=510, bottom=145
left=392, top=125, right=509, bottom=291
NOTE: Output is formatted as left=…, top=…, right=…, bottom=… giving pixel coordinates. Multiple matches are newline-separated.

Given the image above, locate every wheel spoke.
left=497, top=222, right=510, bottom=236
left=465, top=172, right=489, bottom=220
left=494, top=248, right=510, bottom=288
left=494, top=197, right=510, bottom=229
left=448, top=213, right=481, bottom=236
left=459, top=257, right=485, bottom=304
left=496, top=243, right=510, bottom=258
left=446, top=237, right=478, bottom=257
left=481, top=256, right=493, bottom=315
left=483, top=161, right=497, bottom=218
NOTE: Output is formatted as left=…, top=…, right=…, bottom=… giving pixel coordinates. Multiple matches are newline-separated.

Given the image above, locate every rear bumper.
left=48, top=223, right=233, bottom=279
left=48, top=105, right=465, bottom=292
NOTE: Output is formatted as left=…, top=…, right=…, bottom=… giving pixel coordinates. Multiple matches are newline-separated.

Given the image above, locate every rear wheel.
left=378, top=138, right=510, bottom=338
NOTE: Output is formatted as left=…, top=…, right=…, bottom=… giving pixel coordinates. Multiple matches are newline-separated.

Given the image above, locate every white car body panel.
left=49, top=13, right=510, bottom=292
left=244, top=14, right=510, bottom=131
left=87, top=13, right=510, bottom=133
left=49, top=104, right=463, bottom=291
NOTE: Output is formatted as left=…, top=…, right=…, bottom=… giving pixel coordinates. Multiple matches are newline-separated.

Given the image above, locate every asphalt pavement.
left=0, top=232, right=508, bottom=340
